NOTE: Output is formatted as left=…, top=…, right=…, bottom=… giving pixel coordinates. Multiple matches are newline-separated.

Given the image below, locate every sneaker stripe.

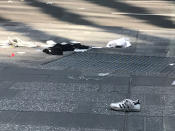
left=122, top=104, right=125, bottom=109
left=119, top=104, right=122, bottom=109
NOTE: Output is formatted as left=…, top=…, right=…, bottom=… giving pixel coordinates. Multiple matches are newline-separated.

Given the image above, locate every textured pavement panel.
left=0, top=54, right=175, bottom=130
left=0, top=124, right=119, bottom=131
left=145, top=117, right=163, bottom=131
left=3, top=111, right=125, bottom=130
left=0, top=0, right=175, bottom=130
left=0, top=81, right=127, bottom=115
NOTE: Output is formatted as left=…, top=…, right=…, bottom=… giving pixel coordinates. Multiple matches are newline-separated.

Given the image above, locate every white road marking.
left=111, top=12, right=175, bottom=17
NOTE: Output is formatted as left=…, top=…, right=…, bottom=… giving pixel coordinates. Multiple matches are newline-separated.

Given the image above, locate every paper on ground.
left=106, top=37, right=131, bottom=48
left=171, top=80, right=175, bottom=85
left=74, top=49, right=88, bottom=52
left=169, top=63, right=175, bottom=66
left=98, top=73, right=110, bottom=76
left=92, top=47, right=103, bottom=49
left=16, top=52, right=26, bottom=54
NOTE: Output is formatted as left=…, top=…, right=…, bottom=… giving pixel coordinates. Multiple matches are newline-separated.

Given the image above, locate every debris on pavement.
left=98, top=73, right=110, bottom=76
left=106, top=37, right=131, bottom=48
left=43, top=45, right=63, bottom=55
left=16, top=52, right=26, bottom=54
left=40, top=40, right=57, bottom=48
left=171, top=80, right=175, bottom=85
left=43, top=41, right=90, bottom=55
left=46, top=40, right=57, bottom=47
left=46, top=1, right=53, bottom=5
left=92, top=46, right=103, bottom=49
left=8, top=0, right=13, bottom=3
left=0, top=38, right=38, bottom=48
left=8, top=37, right=37, bottom=48
left=69, top=41, right=81, bottom=44
left=110, top=99, right=140, bottom=112
left=74, top=49, right=88, bottom=52
left=169, top=63, right=175, bottom=66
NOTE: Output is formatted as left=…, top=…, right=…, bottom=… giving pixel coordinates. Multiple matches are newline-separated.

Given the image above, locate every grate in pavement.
left=43, top=52, right=175, bottom=76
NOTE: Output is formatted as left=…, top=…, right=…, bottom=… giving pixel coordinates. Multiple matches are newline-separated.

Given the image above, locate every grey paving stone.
left=0, top=73, right=49, bottom=82
left=75, top=101, right=93, bottom=114
left=144, top=94, right=165, bottom=106
left=0, top=89, right=127, bottom=114
left=11, top=112, right=125, bottom=130
left=100, top=85, right=128, bottom=94
left=163, top=117, right=175, bottom=131
left=49, top=75, right=130, bottom=86
left=10, top=82, right=128, bottom=93
left=0, top=88, right=20, bottom=99
left=0, top=124, right=118, bottom=131
left=0, top=111, right=18, bottom=123
left=11, top=90, right=126, bottom=103
left=131, top=86, right=175, bottom=95
left=132, top=76, right=173, bottom=86
left=0, top=99, right=125, bottom=115
left=145, top=117, right=163, bottom=131
left=0, top=99, right=78, bottom=113
left=160, top=95, right=175, bottom=116
left=10, top=82, right=99, bottom=92
left=164, top=94, right=175, bottom=106
left=97, top=76, right=130, bottom=86
left=130, top=94, right=163, bottom=116
left=0, top=81, right=14, bottom=89
left=164, top=106, right=175, bottom=116
left=126, top=116, right=144, bottom=131
left=128, top=105, right=163, bottom=117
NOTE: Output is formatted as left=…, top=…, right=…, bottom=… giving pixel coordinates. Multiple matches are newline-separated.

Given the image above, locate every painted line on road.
left=111, top=12, right=175, bottom=17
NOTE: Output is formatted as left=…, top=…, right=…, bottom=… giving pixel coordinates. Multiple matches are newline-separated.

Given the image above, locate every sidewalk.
left=0, top=0, right=175, bottom=131
left=0, top=49, right=175, bottom=131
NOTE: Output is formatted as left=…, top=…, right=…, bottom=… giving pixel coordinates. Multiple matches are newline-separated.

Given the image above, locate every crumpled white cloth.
left=106, top=37, right=131, bottom=48
left=8, top=37, right=37, bottom=47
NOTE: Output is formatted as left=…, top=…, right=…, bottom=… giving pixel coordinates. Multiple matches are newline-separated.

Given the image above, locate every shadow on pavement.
left=23, top=0, right=171, bottom=44
left=0, top=17, right=70, bottom=42
left=83, top=0, right=175, bottom=28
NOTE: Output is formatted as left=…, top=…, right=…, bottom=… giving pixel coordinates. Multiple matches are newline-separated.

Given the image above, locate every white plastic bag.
left=106, top=37, right=131, bottom=48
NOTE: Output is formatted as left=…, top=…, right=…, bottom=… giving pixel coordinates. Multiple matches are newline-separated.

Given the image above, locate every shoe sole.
left=111, top=107, right=140, bottom=112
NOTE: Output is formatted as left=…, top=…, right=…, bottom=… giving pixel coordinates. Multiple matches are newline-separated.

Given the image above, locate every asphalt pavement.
left=0, top=0, right=175, bottom=131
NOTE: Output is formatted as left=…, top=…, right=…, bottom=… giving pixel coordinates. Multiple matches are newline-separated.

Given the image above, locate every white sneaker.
left=110, top=99, right=140, bottom=112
